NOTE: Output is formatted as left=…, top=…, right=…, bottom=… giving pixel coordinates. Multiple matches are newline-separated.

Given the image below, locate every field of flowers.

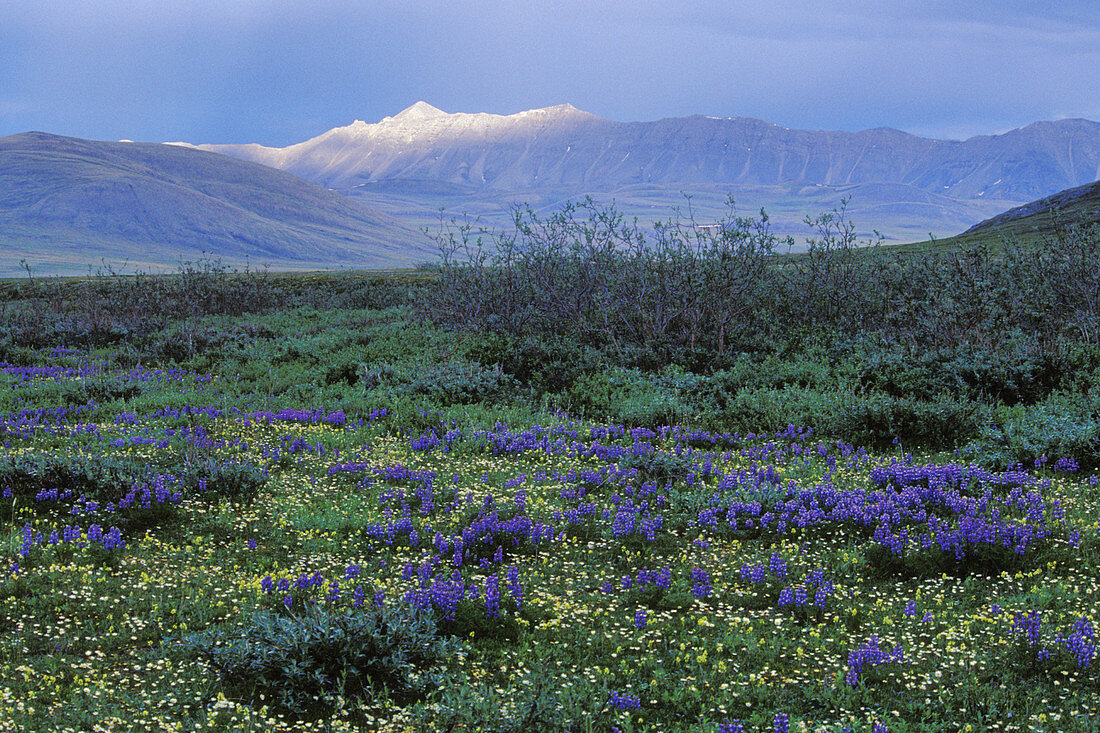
left=2, top=317, right=1099, bottom=732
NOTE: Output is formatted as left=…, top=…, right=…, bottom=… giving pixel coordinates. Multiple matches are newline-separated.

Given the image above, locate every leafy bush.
left=711, top=385, right=845, bottom=435
left=0, top=451, right=183, bottom=531
left=564, top=366, right=702, bottom=428
left=172, top=457, right=268, bottom=503
left=418, top=666, right=605, bottom=733
left=0, top=452, right=139, bottom=504
left=858, top=346, right=1068, bottom=405
left=966, top=395, right=1100, bottom=470
left=707, top=386, right=984, bottom=450
left=362, top=358, right=517, bottom=406
left=468, top=333, right=598, bottom=396
left=435, top=598, right=522, bottom=642
left=831, top=394, right=987, bottom=451
left=188, top=601, right=461, bottom=718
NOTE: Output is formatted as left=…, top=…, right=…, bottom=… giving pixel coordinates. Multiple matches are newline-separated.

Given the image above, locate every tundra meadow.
left=2, top=203, right=1100, bottom=732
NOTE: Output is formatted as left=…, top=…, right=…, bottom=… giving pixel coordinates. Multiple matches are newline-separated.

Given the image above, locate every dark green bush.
left=618, top=450, right=696, bottom=487
left=966, top=395, right=1100, bottom=470
left=188, top=601, right=461, bottom=718
left=830, top=394, right=986, bottom=451
left=436, top=598, right=522, bottom=642
left=468, top=333, right=598, bottom=397
left=864, top=542, right=1032, bottom=579
left=858, top=346, right=1069, bottom=405
left=171, top=457, right=268, bottom=503
left=563, top=366, right=702, bottom=428
left=711, top=386, right=845, bottom=435
left=0, top=452, right=139, bottom=504
left=418, top=666, right=605, bottom=733
left=362, top=358, right=517, bottom=406
left=0, top=452, right=184, bottom=531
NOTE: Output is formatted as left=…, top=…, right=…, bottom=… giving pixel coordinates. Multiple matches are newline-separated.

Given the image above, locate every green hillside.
left=888, top=179, right=1100, bottom=254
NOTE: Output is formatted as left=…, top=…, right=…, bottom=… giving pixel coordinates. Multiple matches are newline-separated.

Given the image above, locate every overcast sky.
left=2, top=0, right=1098, bottom=145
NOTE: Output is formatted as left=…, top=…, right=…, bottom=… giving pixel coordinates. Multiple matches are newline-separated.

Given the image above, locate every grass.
left=1, top=306, right=1098, bottom=733
left=884, top=181, right=1100, bottom=256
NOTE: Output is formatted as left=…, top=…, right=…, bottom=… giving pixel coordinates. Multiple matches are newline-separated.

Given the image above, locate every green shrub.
left=831, top=394, right=986, bottom=451
left=171, top=457, right=268, bottom=503
left=0, top=451, right=184, bottom=531
left=435, top=598, right=522, bottom=642
left=711, top=352, right=835, bottom=393
left=187, top=601, right=461, bottom=718
left=470, top=333, right=598, bottom=396
left=564, top=366, right=700, bottom=427
left=966, top=395, right=1100, bottom=470
left=0, top=452, right=139, bottom=504
left=858, top=346, right=1068, bottom=405
left=418, top=666, right=606, bottom=733
left=712, top=385, right=845, bottom=435
left=708, top=387, right=984, bottom=450
left=362, top=358, right=517, bottom=406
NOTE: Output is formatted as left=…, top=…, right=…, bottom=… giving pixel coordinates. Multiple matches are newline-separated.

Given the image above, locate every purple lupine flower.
left=691, top=568, right=712, bottom=598
left=1063, top=616, right=1096, bottom=668
left=1012, top=610, right=1042, bottom=647
left=507, top=564, right=522, bottom=609
left=768, top=553, right=788, bottom=580
left=846, top=636, right=903, bottom=686
left=484, top=575, right=500, bottom=618
left=608, top=691, right=641, bottom=710
left=773, top=713, right=789, bottom=733
left=635, top=608, right=647, bottom=629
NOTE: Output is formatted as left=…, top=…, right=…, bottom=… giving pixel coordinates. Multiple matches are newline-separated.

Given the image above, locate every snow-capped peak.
left=391, top=101, right=447, bottom=122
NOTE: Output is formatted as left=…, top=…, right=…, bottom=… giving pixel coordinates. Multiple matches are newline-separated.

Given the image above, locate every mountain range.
left=3, top=104, right=1099, bottom=276
left=188, top=102, right=1100, bottom=243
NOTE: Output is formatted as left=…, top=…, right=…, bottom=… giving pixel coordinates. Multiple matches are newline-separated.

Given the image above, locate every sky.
left=2, top=0, right=1099, bottom=146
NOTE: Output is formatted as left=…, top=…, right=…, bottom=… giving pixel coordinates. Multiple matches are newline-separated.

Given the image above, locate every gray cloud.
left=0, top=0, right=1097, bottom=143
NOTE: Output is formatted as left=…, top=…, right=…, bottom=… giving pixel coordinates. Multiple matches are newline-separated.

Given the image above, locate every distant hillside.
left=189, top=103, right=1100, bottom=243
left=0, top=132, right=433, bottom=277
left=887, top=179, right=1100, bottom=254
left=961, top=179, right=1100, bottom=238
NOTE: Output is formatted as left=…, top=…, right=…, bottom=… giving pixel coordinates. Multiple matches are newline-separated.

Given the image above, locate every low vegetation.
left=1, top=203, right=1098, bottom=731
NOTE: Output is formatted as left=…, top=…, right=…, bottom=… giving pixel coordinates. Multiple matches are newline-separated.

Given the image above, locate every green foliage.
left=564, top=365, right=702, bottom=428
left=858, top=346, right=1073, bottom=405
left=831, top=393, right=987, bottom=451
left=967, top=394, right=1100, bottom=470
left=467, top=332, right=599, bottom=397
left=0, top=451, right=139, bottom=504
left=617, top=449, right=696, bottom=488
left=418, top=666, right=607, bottom=733
left=863, top=542, right=1032, bottom=579
left=362, top=357, right=517, bottom=406
left=171, top=456, right=269, bottom=504
left=436, top=598, right=523, bottom=643
left=187, top=601, right=461, bottom=718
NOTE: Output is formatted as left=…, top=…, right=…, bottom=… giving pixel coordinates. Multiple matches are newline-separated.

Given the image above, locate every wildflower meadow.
left=3, top=223, right=1100, bottom=732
